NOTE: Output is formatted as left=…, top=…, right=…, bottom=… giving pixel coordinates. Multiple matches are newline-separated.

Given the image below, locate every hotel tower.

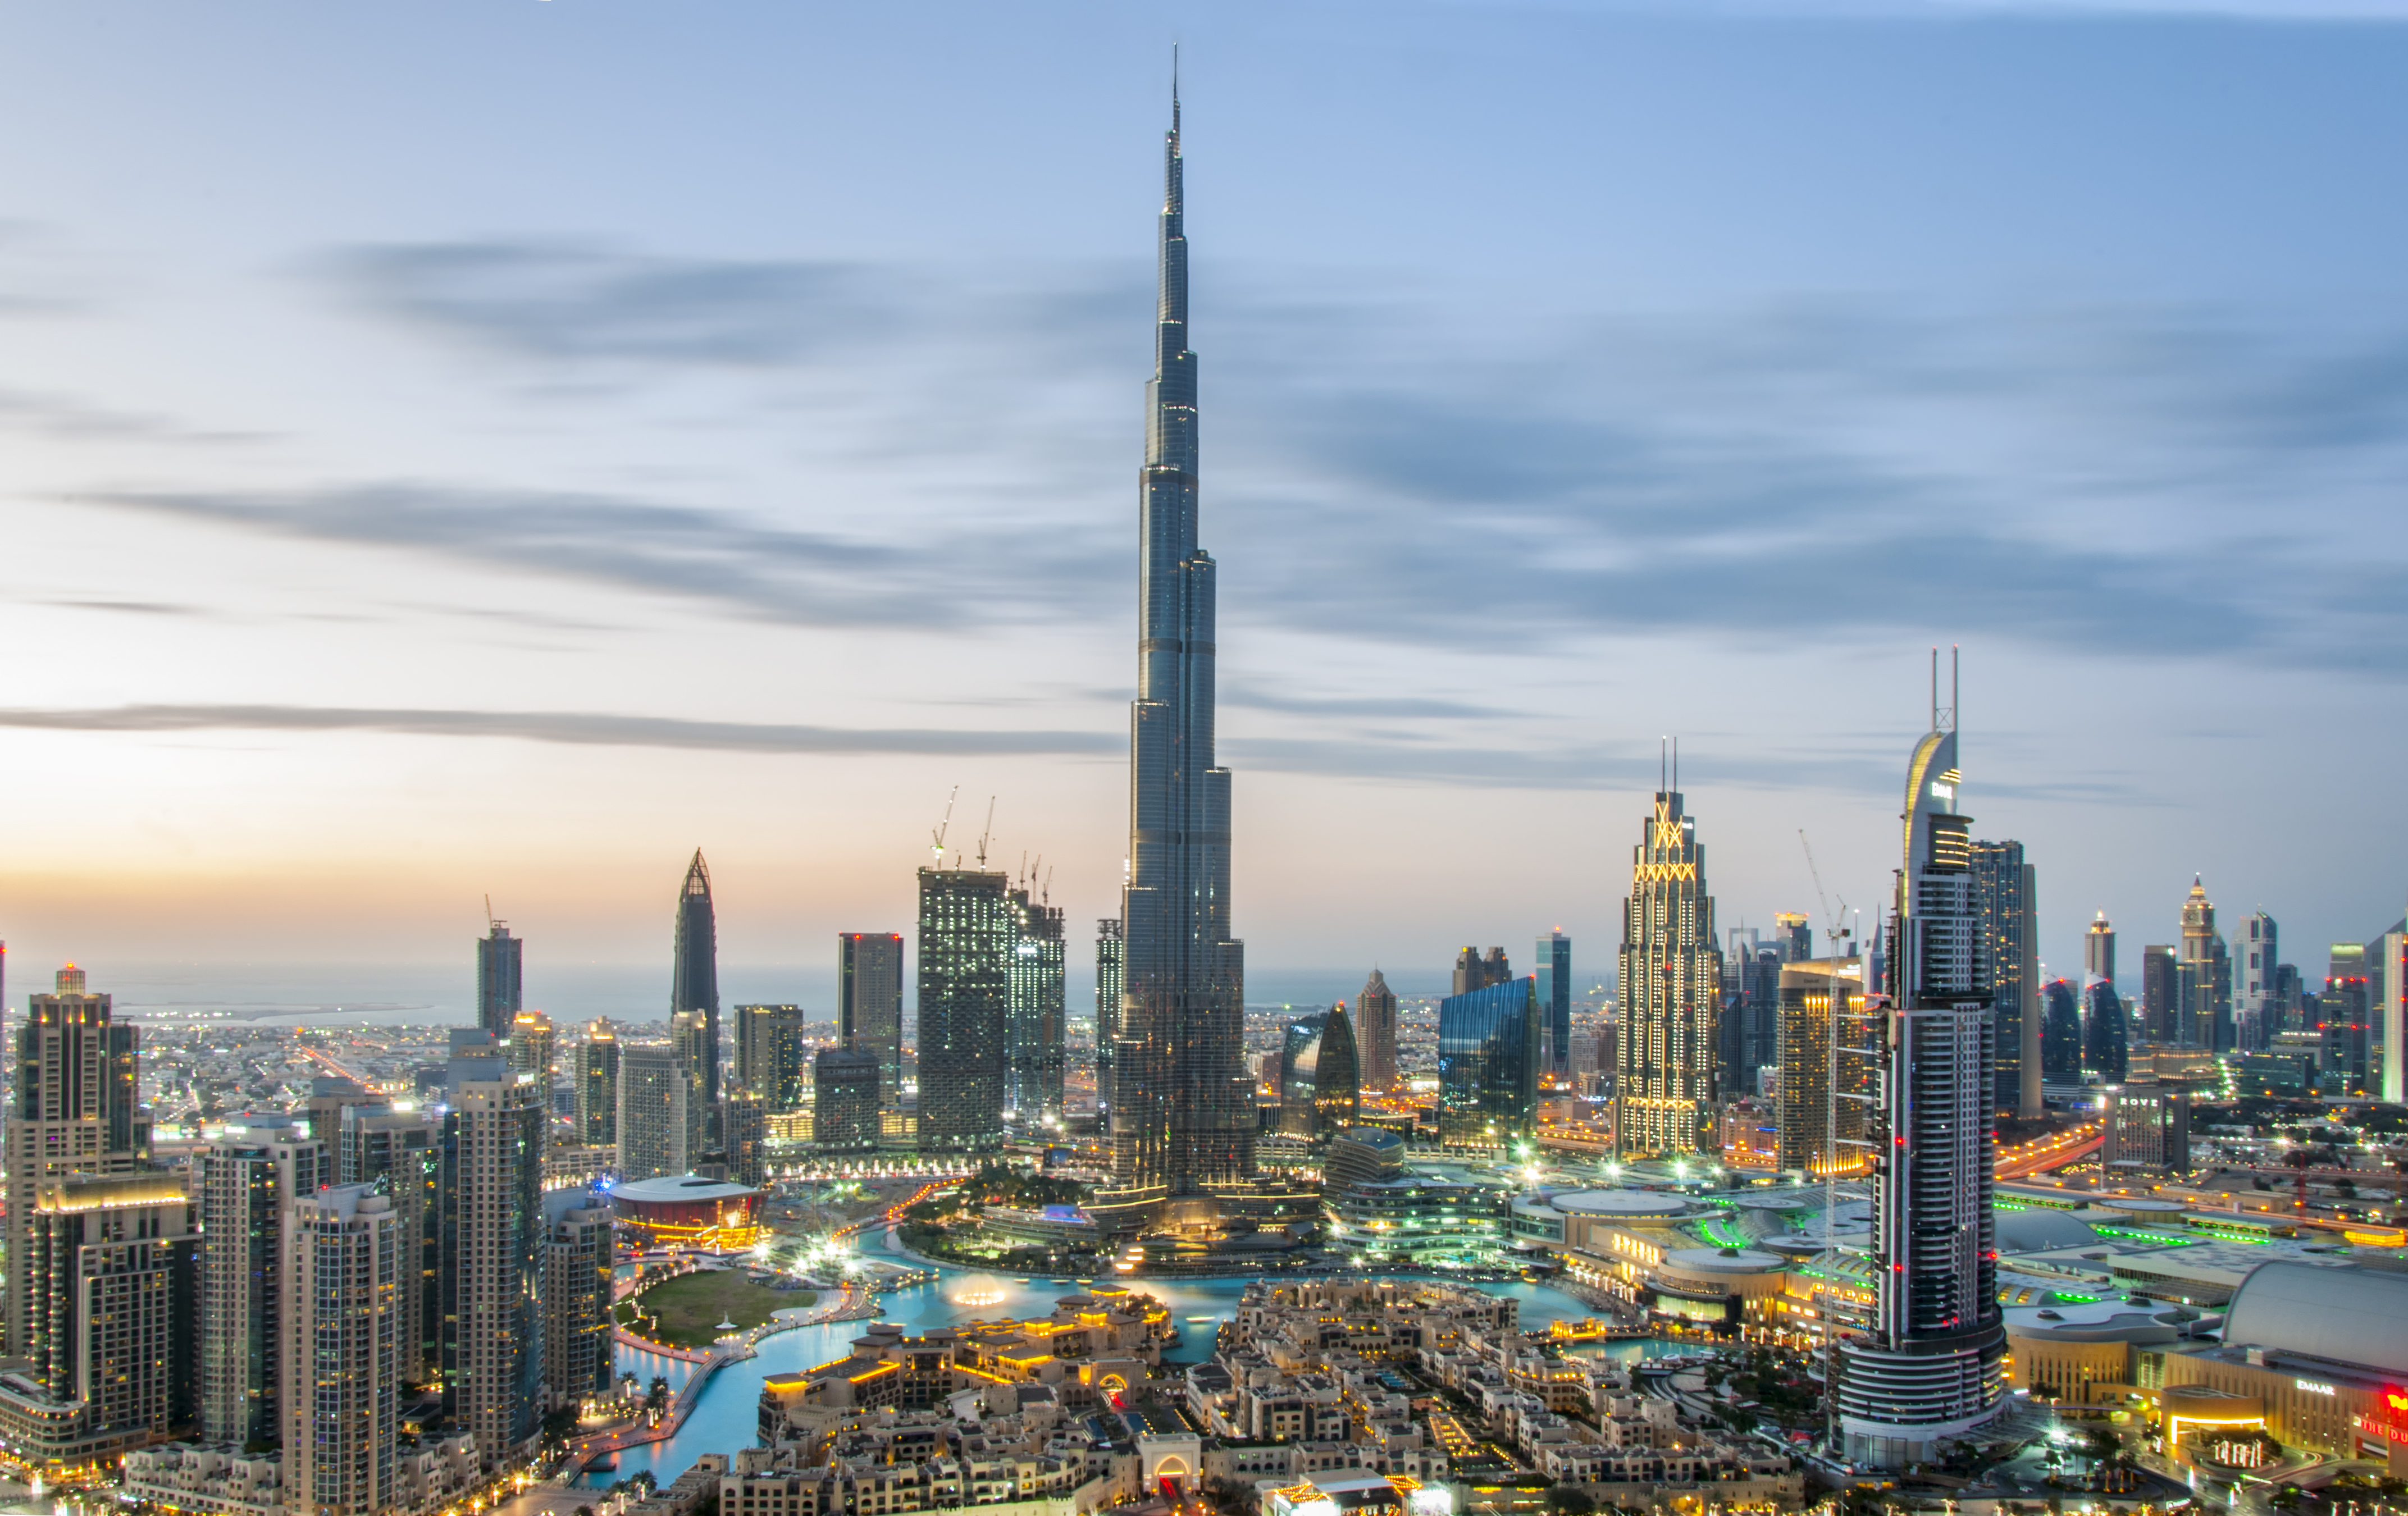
left=1833, top=653, right=2006, bottom=1465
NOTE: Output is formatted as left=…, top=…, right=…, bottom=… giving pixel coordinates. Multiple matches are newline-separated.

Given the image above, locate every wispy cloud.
left=0, top=704, right=1119, bottom=757
left=95, top=484, right=1118, bottom=631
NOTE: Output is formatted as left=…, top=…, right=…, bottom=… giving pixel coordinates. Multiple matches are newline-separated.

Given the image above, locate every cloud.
left=0, top=704, right=1119, bottom=757
left=0, top=387, right=259, bottom=445
left=95, top=484, right=1117, bottom=630
left=1222, top=688, right=1514, bottom=720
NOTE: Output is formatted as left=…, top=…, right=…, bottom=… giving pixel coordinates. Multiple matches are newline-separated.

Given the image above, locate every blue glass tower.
left=1436, top=977, right=1539, bottom=1151
left=1103, top=76, right=1250, bottom=1210
left=1535, top=931, right=1572, bottom=1074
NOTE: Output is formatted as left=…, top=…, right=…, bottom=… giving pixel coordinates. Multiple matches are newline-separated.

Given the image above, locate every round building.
left=608, top=1174, right=764, bottom=1250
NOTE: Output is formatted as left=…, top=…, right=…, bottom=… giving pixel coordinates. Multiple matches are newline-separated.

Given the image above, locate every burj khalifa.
left=1101, top=77, right=1253, bottom=1216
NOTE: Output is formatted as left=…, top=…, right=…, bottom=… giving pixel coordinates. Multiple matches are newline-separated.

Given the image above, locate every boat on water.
left=1186, top=1316, right=1216, bottom=1323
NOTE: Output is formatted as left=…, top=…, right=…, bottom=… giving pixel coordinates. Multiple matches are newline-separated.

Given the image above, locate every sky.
left=1, top=0, right=2404, bottom=1018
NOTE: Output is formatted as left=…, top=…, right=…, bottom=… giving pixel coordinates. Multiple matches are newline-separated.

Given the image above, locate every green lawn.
left=622, top=1272, right=817, bottom=1349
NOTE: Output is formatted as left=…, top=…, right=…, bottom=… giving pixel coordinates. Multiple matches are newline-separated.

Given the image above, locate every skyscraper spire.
left=671, top=848, right=720, bottom=1152
left=1100, top=76, right=1248, bottom=1216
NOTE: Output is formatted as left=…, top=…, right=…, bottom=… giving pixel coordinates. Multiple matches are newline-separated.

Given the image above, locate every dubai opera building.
left=608, top=1173, right=764, bottom=1250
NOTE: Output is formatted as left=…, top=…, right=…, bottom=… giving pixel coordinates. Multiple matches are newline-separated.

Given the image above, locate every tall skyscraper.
left=1094, top=919, right=1125, bottom=1118
left=1832, top=662, right=2005, bottom=1467
left=917, top=866, right=1012, bottom=1152
left=671, top=850, right=721, bottom=1146
left=616, top=1044, right=689, bottom=1181
left=1452, top=947, right=1511, bottom=995
left=812, top=1049, right=881, bottom=1151
left=1354, top=969, right=1398, bottom=1090
left=1970, top=841, right=2041, bottom=1118
left=1006, top=885, right=1068, bottom=1128
left=2086, top=911, right=2117, bottom=986
left=2178, top=878, right=2233, bottom=1051
left=1101, top=80, right=1251, bottom=1214
left=197, top=1115, right=328, bottom=1447
left=2041, top=979, right=2083, bottom=1079
left=1535, top=931, right=1572, bottom=1075
left=1726, top=944, right=1783, bottom=1099
left=722, top=1091, right=767, bottom=1186
left=1613, top=787, right=1721, bottom=1157
left=2084, top=979, right=2128, bottom=1081
left=1275, top=1007, right=1360, bottom=1141
left=439, top=1031, right=545, bottom=1474
left=2141, top=944, right=2179, bottom=1043
left=3, top=965, right=150, bottom=1361
left=2380, top=921, right=2408, bottom=1104
left=576, top=1022, right=619, bottom=1147
left=285, top=1184, right=403, bottom=1516
left=1775, top=913, right=1813, bottom=962
left=541, top=1190, right=615, bottom=1411
left=1438, top=978, right=1539, bottom=1151
left=331, top=1102, right=440, bottom=1386
left=837, top=933, right=905, bottom=1103
left=733, top=1004, right=808, bottom=1111
left=2238, top=910, right=2279, bottom=1047
left=476, top=919, right=522, bottom=1039
left=508, top=1008, right=556, bottom=1084
left=1773, top=957, right=1866, bottom=1176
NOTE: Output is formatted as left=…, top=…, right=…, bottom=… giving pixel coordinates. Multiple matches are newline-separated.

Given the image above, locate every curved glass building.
left=1437, top=977, right=1539, bottom=1152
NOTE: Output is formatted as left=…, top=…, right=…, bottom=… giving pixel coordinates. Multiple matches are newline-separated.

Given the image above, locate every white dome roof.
left=2223, top=1262, right=2408, bottom=1375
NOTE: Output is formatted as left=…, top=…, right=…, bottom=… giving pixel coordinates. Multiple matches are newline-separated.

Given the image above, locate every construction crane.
left=1797, top=830, right=1851, bottom=952
left=975, top=797, right=997, bottom=867
left=929, top=786, right=959, bottom=863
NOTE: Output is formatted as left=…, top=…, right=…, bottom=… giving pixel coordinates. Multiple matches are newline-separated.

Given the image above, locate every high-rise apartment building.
left=438, top=1031, right=545, bottom=1473
left=2380, top=923, right=2408, bottom=1104
left=2239, top=911, right=2279, bottom=1048
left=1354, top=969, right=1398, bottom=1090
left=3, top=965, right=149, bottom=1362
left=1100, top=85, right=1252, bottom=1217
left=2178, top=878, right=2233, bottom=1052
left=1832, top=665, right=2004, bottom=1466
left=508, top=1009, right=556, bottom=1084
left=1006, top=886, right=1068, bottom=1129
left=2320, top=973, right=2371, bottom=1095
left=1613, top=787, right=1721, bottom=1157
left=812, top=1049, right=882, bottom=1150
left=671, top=850, right=721, bottom=1147
left=576, top=1024, right=619, bottom=1147
left=1773, top=957, right=1866, bottom=1176
left=1093, top=920, right=1125, bottom=1117
left=916, top=867, right=1012, bottom=1152
left=197, top=1115, right=328, bottom=1447
left=2086, top=912, right=2117, bottom=986
left=733, top=1004, right=808, bottom=1111
left=476, top=920, right=523, bottom=1039
left=837, top=933, right=905, bottom=1103
left=1725, top=944, right=1783, bottom=1100
left=541, top=1190, right=615, bottom=1410
left=0, top=1167, right=195, bottom=1469
left=330, top=1102, right=440, bottom=1386
left=284, top=1184, right=403, bottom=1516
left=1535, top=931, right=1572, bottom=1075
left=722, top=1091, right=767, bottom=1186
left=1437, top=978, right=1538, bottom=1152
left=1971, top=841, right=2041, bottom=1117
left=2103, top=1085, right=2189, bottom=1173
left=617, top=1044, right=689, bottom=1181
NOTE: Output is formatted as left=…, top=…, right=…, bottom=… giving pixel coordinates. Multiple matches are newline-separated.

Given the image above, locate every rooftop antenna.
left=929, top=785, right=959, bottom=863
left=975, top=796, right=997, bottom=868
left=1930, top=647, right=1939, bottom=733
left=1659, top=737, right=1667, bottom=793
left=1672, top=736, right=1679, bottom=793
left=1172, top=43, right=1180, bottom=135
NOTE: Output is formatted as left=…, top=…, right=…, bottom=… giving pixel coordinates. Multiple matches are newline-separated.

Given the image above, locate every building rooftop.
left=609, top=1174, right=761, bottom=1203
left=2223, top=1262, right=2408, bottom=1378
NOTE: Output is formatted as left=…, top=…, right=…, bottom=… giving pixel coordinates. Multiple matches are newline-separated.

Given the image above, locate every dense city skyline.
left=3, top=3, right=2406, bottom=1008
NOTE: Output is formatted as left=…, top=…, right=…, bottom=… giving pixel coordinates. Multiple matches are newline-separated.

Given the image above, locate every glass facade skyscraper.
left=1535, top=931, right=1572, bottom=1075
left=917, top=866, right=1011, bottom=1152
left=1354, top=968, right=1398, bottom=1090
left=733, top=1003, right=808, bottom=1111
left=1275, top=1007, right=1359, bottom=1141
left=1094, top=918, right=1124, bottom=1120
left=1970, top=839, right=2040, bottom=1117
left=1437, top=977, right=1538, bottom=1152
left=1832, top=664, right=2006, bottom=1467
left=838, top=931, right=905, bottom=1103
left=476, top=921, right=522, bottom=1039
left=671, top=850, right=720, bottom=1145
left=1103, top=81, right=1251, bottom=1213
